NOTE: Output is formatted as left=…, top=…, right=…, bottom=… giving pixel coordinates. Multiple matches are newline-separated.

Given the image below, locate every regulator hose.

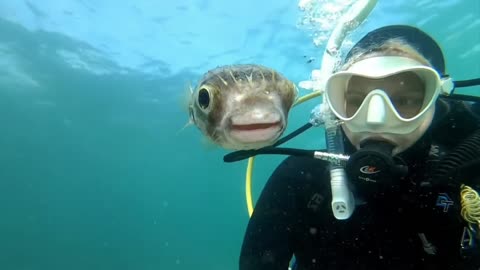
left=430, top=128, right=480, bottom=186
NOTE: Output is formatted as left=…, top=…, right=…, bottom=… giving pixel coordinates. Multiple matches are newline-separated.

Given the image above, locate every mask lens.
left=345, top=72, right=426, bottom=118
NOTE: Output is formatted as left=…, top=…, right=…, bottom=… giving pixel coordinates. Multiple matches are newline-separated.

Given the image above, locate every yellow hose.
left=294, top=91, right=323, bottom=106
left=245, top=90, right=323, bottom=217
left=246, top=156, right=255, bottom=217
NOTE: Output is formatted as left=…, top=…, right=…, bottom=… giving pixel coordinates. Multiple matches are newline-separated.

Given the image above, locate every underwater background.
left=0, top=0, right=478, bottom=269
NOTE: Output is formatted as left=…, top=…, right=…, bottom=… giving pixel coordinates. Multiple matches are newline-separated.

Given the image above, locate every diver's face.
left=345, top=72, right=426, bottom=118
left=325, top=55, right=444, bottom=155
left=342, top=106, right=435, bottom=155
left=342, top=72, right=433, bottom=155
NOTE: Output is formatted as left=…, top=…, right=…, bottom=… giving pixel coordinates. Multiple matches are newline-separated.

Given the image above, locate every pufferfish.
left=188, top=64, right=298, bottom=150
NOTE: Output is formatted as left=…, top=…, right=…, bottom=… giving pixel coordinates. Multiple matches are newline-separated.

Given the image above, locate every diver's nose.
left=366, top=94, right=387, bottom=125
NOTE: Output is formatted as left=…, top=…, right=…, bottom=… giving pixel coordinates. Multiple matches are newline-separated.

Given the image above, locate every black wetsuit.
left=239, top=99, right=480, bottom=270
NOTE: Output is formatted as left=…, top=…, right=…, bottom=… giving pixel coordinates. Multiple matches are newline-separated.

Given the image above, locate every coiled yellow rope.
left=460, top=184, right=480, bottom=225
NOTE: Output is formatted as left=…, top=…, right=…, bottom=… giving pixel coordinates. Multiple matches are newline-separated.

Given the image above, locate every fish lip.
left=225, top=118, right=285, bottom=145
left=219, top=106, right=287, bottom=148
left=228, top=123, right=284, bottom=145
left=231, top=122, right=284, bottom=136
left=226, top=110, right=285, bottom=132
left=230, top=120, right=283, bottom=131
left=228, top=109, right=282, bottom=126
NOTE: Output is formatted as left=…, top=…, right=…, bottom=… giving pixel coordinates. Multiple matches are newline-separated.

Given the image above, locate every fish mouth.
left=227, top=112, right=284, bottom=145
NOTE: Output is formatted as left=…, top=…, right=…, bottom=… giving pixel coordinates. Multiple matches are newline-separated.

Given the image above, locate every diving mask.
left=325, top=56, right=447, bottom=135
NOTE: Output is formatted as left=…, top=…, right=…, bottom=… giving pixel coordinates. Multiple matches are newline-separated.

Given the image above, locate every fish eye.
left=198, top=88, right=211, bottom=110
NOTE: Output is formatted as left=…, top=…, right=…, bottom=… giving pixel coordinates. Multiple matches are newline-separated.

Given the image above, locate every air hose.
left=430, top=128, right=480, bottom=183
left=429, top=128, right=480, bottom=228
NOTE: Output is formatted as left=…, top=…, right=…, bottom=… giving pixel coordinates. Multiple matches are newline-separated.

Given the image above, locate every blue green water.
left=0, top=1, right=478, bottom=269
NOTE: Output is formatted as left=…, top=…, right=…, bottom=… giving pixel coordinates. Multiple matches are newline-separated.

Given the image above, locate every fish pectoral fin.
left=298, top=79, right=326, bottom=93
left=176, top=119, right=194, bottom=135
left=179, top=81, right=195, bottom=113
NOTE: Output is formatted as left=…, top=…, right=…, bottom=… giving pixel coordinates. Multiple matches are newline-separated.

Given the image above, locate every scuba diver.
left=237, top=25, right=480, bottom=270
